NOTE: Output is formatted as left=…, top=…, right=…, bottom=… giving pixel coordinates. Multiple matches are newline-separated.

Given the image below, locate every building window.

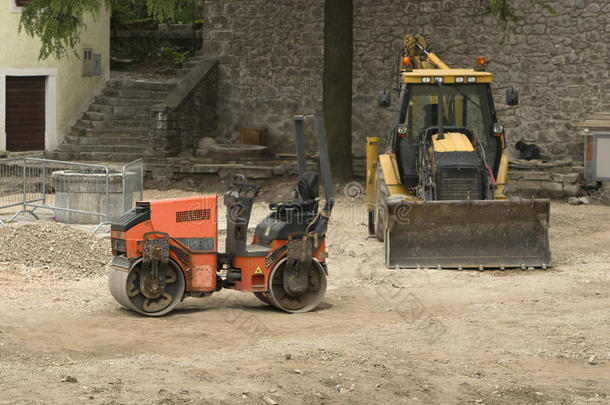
left=10, top=0, right=31, bottom=13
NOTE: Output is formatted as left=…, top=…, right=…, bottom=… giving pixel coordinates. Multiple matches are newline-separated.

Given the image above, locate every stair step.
left=64, top=135, right=143, bottom=146
left=44, top=151, right=69, bottom=161
left=77, top=119, right=150, bottom=130
left=71, top=151, right=146, bottom=163
left=94, top=96, right=164, bottom=106
left=88, top=104, right=114, bottom=114
left=77, top=118, right=152, bottom=130
left=89, top=105, right=154, bottom=115
left=112, top=105, right=155, bottom=115
left=99, top=112, right=152, bottom=121
left=59, top=144, right=145, bottom=154
left=83, top=111, right=104, bottom=121
left=71, top=126, right=151, bottom=137
left=76, top=119, right=106, bottom=129
left=106, top=79, right=176, bottom=91
left=105, top=120, right=152, bottom=129
left=102, top=89, right=170, bottom=100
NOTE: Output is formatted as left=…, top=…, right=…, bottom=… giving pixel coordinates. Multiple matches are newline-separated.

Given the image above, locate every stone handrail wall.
left=151, top=58, right=219, bottom=157
left=202, top=0, right=609, bottom=164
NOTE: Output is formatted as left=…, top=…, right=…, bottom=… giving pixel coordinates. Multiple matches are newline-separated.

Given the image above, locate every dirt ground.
left=0, top=183, right=608, bottom=404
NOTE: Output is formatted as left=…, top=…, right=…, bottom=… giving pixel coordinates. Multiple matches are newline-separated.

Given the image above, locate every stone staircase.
left=50, top=53, right=211, bottom=163
left=50, top=78, right=176, bottom=162
left=175, top=57, right=205, bottom=78
left=48, top=55, right=325, bottom=181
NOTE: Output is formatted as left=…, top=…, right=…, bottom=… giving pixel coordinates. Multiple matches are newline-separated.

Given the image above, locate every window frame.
left=10, top=0, right=31, bottom=13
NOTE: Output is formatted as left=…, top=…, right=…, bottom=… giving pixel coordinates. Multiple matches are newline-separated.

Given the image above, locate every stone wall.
left=203, top=0, right=609, bottom=163
left=202, top=0, right=324, bottom=153
left=151, top=60, right=219, bottom=157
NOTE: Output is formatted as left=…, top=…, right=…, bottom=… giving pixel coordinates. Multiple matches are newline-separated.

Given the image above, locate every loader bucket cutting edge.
left=385, top=199, right=551, bottom=269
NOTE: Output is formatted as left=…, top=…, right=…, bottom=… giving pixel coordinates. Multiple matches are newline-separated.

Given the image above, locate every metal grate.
left=438, top=169, right=482, bottom=200
left=176, top=209, right=211, bottom=223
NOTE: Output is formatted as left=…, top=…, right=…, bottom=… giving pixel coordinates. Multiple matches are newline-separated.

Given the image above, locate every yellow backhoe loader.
left=367, top=35, right=551, bottom=269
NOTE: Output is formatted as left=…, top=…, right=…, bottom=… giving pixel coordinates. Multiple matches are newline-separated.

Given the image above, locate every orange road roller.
left=109, top=115, right=334, bottom=316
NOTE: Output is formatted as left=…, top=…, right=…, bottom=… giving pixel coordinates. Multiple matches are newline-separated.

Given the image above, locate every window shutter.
left=16, top=0, right=33, bottom=7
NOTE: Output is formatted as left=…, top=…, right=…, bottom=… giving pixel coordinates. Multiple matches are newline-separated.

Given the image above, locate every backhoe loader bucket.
left=385, top=199, right=551, bottom=269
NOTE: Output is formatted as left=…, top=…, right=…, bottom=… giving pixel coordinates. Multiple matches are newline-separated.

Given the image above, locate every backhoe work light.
left=467, top=76, right=477, bottom=83
left=493, top=123, right=504, bottom=137
left=455, top=76, right=464, bottom=83
left=401, top=56, right=413, bottom=71
left=422, top=77, right=431, bottom=83
left=474, top=56, right=486, bottom=71
left=397, top=125, right=408, bottom=137
left=434, top=77, right=443, bottom=83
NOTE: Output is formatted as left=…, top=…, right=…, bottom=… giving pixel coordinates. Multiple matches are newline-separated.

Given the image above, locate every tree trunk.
left=323, top=0, right=353, bottom=182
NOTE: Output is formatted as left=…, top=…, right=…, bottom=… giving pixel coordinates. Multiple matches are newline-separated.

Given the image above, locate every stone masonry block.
left=563, top=183, right=581, bottom=195
left=522, top=171, right=552, bottom=181
left=539, top=181, right=564, bottom=193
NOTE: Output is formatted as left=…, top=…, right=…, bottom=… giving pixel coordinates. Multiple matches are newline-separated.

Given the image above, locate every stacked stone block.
left=506, top=159, right=583, bottom=197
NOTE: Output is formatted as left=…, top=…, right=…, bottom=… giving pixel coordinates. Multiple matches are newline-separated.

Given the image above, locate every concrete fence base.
left=51, top=171, right=127, bottom=224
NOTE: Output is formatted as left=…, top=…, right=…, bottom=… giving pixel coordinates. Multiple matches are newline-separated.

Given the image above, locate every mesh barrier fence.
left=0, top=157, right=144, bottom=232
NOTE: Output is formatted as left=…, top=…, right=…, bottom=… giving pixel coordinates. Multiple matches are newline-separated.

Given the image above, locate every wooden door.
left=5, top=76, right=46, bottom=151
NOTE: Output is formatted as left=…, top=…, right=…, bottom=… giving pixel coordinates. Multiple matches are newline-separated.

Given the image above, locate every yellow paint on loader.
left=432, top=132, right=475, bottom=152
left=494, top=154, right=509, bottom=199
left=379, top=154, right=408, bottom=196
left=402, top=69, right=493, bottom=84
left=366, top=137, right=379, bottom=209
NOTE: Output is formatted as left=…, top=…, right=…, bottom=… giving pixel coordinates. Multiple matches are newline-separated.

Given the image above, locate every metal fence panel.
left=122, top=159, right=144, bottom=214
left=1, top=157, right=30, bottom=211
left=0, top=156, right=41, bottom=225
left=24, top=158, right=111, bottom=225
left=1, top=157, right=107, bottom=231
left=1, top=156, right=145, bottom=231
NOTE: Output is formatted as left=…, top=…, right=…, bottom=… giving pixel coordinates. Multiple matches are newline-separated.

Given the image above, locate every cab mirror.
left=378, top=89, right=391, bottom=107
left=506, top=87, right=519, bottom=106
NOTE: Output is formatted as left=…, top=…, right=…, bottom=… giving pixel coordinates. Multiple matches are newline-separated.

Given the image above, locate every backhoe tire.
left=367, top=210, right=375, bottom=236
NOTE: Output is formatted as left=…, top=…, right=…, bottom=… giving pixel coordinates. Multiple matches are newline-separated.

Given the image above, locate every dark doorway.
left=6, top=76, right=46, bottom=151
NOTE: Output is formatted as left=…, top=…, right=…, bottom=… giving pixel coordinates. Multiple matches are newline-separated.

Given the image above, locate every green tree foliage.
left=19, top=0, right=181, bottom=60
left=19, top=0, right=109, bottom=60
left=145, top=0, right=180, bottom=22
left=483, top=0, right=557, bottom=27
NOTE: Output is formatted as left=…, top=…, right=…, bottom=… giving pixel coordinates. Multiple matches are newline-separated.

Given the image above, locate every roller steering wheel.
left=228, top=174, right=260, bottom=198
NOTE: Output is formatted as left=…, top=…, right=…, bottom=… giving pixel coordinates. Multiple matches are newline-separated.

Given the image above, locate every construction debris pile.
left=0, top=223, right=111, bottom=280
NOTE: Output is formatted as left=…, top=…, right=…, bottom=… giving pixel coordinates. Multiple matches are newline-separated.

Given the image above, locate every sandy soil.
left=0, top=187, right=608, bottom=404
